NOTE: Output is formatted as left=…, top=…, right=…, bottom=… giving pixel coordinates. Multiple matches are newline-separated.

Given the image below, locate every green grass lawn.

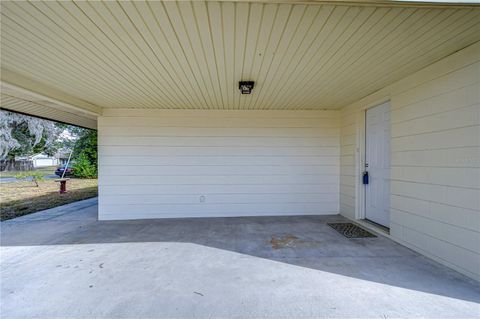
left=0, top=166, right=58, bottom=178
left=0, top=178, right=98, bottom=221
left=0, top=171, right=17, bottom=178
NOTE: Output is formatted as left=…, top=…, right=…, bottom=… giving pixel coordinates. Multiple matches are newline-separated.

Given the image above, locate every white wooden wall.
left=340, top=42, right=480, bottom=281
left=98, top=110, right=340, bottom=220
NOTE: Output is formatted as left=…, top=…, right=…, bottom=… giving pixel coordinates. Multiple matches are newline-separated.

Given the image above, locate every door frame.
left=354, top=99, right=391, bottom=222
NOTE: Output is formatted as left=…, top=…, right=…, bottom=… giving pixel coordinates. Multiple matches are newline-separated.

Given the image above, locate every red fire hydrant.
left=55, top=178, right=70, bottom=194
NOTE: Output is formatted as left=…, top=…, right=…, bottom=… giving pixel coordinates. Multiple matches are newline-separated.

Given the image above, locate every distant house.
left=7, top=151, right=71, bottom=171
left=54, top=150, right=71, bottom=166
left=29, top=154, right=58, bottom=168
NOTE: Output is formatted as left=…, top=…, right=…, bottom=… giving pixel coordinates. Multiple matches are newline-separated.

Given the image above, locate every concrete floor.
left=1, top=198, right=479, bottom=318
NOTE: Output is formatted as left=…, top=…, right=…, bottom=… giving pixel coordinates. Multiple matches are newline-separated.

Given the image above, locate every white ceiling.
left=0, top=82, right=97, bottom=129
left=1, top=1, right=479, bottom=115
left=0, top=94, right=97, bottom=129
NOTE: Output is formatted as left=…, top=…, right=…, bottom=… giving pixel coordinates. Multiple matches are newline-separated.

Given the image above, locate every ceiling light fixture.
left=239, top=81, right=255, bottom=94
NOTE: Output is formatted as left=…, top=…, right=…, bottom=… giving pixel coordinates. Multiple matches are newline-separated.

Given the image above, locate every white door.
left=365, top=102, right=390, bottom=227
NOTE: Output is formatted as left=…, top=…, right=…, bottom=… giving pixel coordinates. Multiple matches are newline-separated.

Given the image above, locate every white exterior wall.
left=340, top=42, right=480, bottom=280
left=32, top=155, right=58, bottom=168
left=98, top=110, right=340, bottom=220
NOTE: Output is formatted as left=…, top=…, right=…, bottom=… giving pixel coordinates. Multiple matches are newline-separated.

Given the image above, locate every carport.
left=1, top=0, right=479, bottom=316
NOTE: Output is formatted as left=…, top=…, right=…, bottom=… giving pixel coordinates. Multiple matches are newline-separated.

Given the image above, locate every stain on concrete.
left=269, top=234, right=323, bottom=249
left=270, top=234, right=299, bottom=249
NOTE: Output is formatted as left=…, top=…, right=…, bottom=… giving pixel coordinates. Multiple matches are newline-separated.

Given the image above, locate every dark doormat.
left=327, top=223, right=377, bottom=238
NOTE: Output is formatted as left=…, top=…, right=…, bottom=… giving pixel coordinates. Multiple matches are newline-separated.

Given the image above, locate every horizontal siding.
left=99, top=203, right=339, bottom=220
left=99, top=175, right=339, bottom=186
left=101, top=184, right=338, bottom=195
left=101, top=193, right=338, bottom=205
left=99, top=136, right=339, bottom=147
left=99, top=110, right=340, bottom=220
left=99, top=127, right=340, bottom=137
left=339, top=42, right=480, bottom=280
left=391, top=147, right=479, bottom=168
left=99, top=165, right=338, bottom=177
left=99, top=156, right=338, bottom=166
left=99, top=146, right=339, bottom=157
left=390, top=220, right=480, bottom=279
left=339, top=106, right=357, bottom=220
left=391, top=125, right=479, bottom=151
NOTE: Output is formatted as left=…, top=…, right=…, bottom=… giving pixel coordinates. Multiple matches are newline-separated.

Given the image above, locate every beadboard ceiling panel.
left=0, top=94, right=97, bottom=129
left=1, top=1, right=479, bottom=110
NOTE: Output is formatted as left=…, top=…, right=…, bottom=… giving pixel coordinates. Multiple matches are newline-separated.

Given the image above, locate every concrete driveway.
left=1, top=198, right=479, bottom=318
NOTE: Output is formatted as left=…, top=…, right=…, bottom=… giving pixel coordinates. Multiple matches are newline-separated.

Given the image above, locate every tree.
left=0, top=110, right=97, bottom=176
left=0, top=110, right=62, bottom=170
left=71, top=129, right=97, bottom=178
left=72, top=153, right=97, bottom=178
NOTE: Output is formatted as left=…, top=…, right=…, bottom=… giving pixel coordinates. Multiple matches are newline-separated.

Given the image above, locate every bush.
left=71, top=129, right=97, bottom=179
left=73, top=153, right=97, bottom=178
left=14, top=171, right=44, bottom=187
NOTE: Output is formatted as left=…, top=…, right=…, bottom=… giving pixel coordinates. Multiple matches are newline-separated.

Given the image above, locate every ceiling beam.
left=1, top=68, right=102, bottom=117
